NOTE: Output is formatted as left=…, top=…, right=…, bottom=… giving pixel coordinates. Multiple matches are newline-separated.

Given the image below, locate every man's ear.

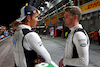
left=74, top=15, right=78, bottom=20
left=26, top=15, right=31, bottom=22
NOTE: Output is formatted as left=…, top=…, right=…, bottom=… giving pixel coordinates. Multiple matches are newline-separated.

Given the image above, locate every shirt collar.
left=70, top=24, right=83, bottom=33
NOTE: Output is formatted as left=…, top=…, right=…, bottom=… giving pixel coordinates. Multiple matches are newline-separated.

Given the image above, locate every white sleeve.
left=63, top=32, right=89, bottom=66
left=25, top=32, right=52, bottom=63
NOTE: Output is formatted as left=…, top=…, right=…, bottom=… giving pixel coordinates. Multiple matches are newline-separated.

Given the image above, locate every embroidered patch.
left=80, top=43, right=87, bottom=47
left=78, top=39, right=86, bottom=42
left=27, top=12, right=31, bottom=14
left=33, top=10, right=37, bottom=13
left=78, top=39, right=87, bottom=47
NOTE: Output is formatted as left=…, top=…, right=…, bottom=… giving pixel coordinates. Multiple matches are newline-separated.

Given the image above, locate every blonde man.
left=13, top=5, right=52, bottom=67
left=59, top=6, right=90, bottom=67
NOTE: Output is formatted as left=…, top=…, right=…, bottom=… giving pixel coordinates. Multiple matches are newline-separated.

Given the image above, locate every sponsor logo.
left=78, top=39, right=87, bottom=47
left=13, top=39, right=17, bottom=48
left=38, top=41, right=43, bottom=46
left=85, top=0, right=100, bottom=10
left=80, top=43, right=87, bottom=47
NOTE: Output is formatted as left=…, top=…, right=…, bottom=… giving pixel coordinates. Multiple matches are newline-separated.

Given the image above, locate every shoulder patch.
left=78, top=39, right=87, bottom=47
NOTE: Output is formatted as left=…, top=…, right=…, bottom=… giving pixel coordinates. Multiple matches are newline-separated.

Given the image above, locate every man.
left=59, top=6, right=90, bottom=67
left=13, top=5, right=52, bottom=67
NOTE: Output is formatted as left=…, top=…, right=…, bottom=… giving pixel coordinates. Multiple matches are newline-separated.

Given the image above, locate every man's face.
left=30, top=13, right=39, bottom=28
left=63, top=12, right=74, bottom=27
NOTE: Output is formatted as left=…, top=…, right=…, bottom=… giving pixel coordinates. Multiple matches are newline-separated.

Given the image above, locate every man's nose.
left=37, top=18, right=39, bottom=22
left=63, top=18, right=65, bottom=21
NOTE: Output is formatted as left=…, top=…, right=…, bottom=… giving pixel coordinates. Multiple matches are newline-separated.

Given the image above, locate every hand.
left=59, top=58, right=65, bottom=67
left=37, top=55, right=45, bottom=64
left=33, top=55, right=45, bottom=64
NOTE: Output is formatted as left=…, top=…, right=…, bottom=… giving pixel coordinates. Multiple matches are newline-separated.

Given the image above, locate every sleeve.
left=63, top=32, right=89, bottom=66
left=25, top=32, right=52, bottom=63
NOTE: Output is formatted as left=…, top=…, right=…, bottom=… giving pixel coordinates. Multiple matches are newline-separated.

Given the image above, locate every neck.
left=23, top=21, right=32, bottom=28
left=69, top=21, right=79, bottom=28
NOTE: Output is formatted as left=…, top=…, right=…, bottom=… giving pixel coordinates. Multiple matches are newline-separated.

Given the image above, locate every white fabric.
left=98, top=29, right=100, bottom=36
left=16, top=6, right=26, bottom=22
left=63, top=24, right=90, bottom=67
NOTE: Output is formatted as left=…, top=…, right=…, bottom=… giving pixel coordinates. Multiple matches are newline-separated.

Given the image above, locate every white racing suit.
left=63, top=24, right=90, bottom=67
left=13, top=24, right=52, bottom=67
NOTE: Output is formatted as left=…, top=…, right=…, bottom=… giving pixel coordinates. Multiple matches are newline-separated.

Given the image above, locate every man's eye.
left=65, top=16, right=67, bottom=18
left=35, top=16, right=38, bottom=18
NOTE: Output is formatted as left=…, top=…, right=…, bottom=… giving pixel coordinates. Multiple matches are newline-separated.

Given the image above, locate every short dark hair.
left=65, top=6, right=82, bottom=21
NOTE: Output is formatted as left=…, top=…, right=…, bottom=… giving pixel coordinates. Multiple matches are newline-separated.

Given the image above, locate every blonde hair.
left=10, top=21, right=22, bottom=27
left=65, top=6, right=82, bottom=21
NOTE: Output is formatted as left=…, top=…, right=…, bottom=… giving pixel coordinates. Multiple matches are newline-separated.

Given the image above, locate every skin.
left=63, top=11, right=79, bottom=28
left=24, top=13, right=39, bottom=28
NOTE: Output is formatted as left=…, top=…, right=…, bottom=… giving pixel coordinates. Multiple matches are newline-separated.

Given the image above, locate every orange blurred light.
left=25, top=3, right=28, bottom=6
